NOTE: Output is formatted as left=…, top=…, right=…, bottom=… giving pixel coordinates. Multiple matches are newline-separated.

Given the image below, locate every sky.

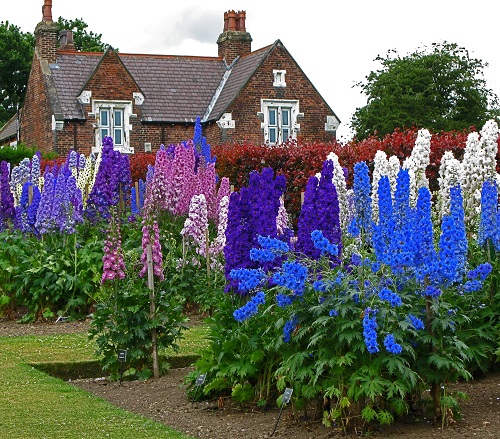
left=4, top=0, right=500, bottom=140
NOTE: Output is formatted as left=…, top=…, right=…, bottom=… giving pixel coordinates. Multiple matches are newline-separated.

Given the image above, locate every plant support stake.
left=271, top=388, right=293, bottom=436
left=146, top=243, right=160, bottom=379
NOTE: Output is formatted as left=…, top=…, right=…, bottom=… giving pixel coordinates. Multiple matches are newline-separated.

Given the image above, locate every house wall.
left=205, top=43, right=336, bottom=146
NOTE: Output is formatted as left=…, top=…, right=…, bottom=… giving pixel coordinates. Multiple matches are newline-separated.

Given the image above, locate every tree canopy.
left=351, top=42, right=500, bottom=140
left=0, top=18, right=108, bottom=127
left=0, top=21, right=34, bottom=126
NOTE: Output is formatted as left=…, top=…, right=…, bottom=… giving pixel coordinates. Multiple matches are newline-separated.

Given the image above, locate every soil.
left=1, top=318, right=500, bottom=439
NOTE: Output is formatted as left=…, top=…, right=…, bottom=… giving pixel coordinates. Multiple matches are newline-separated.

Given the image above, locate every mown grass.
left=0, top=322, right=210, bottom=438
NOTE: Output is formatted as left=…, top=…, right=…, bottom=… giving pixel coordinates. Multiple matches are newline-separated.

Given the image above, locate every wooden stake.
left=146, top=243, right=160, bottom=379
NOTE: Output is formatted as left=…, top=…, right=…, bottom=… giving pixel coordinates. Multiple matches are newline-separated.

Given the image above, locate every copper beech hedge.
left=40, top=127, right=500, bottom=224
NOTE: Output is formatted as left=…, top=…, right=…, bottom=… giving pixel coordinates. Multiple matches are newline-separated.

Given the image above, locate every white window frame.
left=92, top=100, right=134, bottom=154
left=259, top=99, right=301, bottom=145
left=273, top=69, right=286, bottom=87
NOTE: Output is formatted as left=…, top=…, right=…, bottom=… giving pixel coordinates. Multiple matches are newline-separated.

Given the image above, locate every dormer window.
left=273, top=70, right=286, bottom=87
left=92, top=100, right=134, bottom=153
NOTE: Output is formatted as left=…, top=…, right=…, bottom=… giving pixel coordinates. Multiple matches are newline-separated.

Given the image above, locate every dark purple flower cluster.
left=224, top=168, right=286, bottom=292
left=86, top=137, right=125, bottom=222
left=296, top=159, right=342, bottom=264
left=0, top=161, right=15, bottom=230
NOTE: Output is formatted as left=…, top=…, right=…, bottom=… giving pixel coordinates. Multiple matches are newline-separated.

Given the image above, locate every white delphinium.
left=77, top=153, right=96, bottom=206
left=462, top=120, right=500, bottom=226
left=210, top=195, right=229, bottom=270
left=402, top=128, right=431, bottom=207
left=181, top=194, right=209, bottom=258
left=437, top=150, right=463, bottom=217
left=326, top=152, right=349, bottom=233
left=371, top=150, right=390, bottom=223
left=387, top=155, right=401, bottom=195
left=276, top=196, right=291, bottom=236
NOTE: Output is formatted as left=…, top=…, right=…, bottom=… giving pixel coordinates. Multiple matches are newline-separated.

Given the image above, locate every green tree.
left=57, top=17, right=109, bottom=52
left=0, top=21, right=34, bottom=126
left=351, top=42, right=500, bottom=140
left=0, top=18, right=109, bottom=128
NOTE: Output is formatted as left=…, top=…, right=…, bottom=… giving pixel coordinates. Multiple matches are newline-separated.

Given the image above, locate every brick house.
left=5, top=0, right=340, bottom=156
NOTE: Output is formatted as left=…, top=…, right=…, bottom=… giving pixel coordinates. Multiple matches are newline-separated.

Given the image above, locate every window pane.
left=114, top=129, right=122, bottom=145
left=100, top=109, right=109, bottom=127
left=269, top=108, right=277, bottom=126
left=269, top=128, right=276, bottom=143
left=101, top=128, right=108, bottom=139
left=282, top=129, right=290, bottom=140
left=282, top=109, right=290, bottom=126
left=114, top=110, right=123, bottom=127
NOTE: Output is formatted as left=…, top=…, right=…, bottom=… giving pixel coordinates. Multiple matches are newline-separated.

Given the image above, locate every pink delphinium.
left=139, top=219, right=164, bottom=280
left=101, top=221, right=126, bottom=283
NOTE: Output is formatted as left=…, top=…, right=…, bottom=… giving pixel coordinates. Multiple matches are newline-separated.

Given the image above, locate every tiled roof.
left=121, top=54, right=226, bottom=122
left=0, top=113, right=20, bottom=143
left=207, top=44, right=273, bottom=121
left=49, top=47, right=270, bottom=123
left=50, top=53, right=101, bottom=119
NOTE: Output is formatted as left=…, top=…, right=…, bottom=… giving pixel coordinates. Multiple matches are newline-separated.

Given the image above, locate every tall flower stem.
left=146, top=243, right=160, bottom=379
left=424, top=292, right=440, bottom=421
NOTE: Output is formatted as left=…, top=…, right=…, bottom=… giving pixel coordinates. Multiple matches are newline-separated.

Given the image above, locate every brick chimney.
left=217, top=10, right=252, bottom=65
left=59, top=30, right=76, bottom=51
left=35, top=0, right=59, bottom=63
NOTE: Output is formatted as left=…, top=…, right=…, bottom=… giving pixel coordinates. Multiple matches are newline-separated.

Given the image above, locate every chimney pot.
left=237, top=11, right=246, bottom=32
left=227, top=10, right=237, bottom=31
left=42, top=0, right=53, bottom=22
left=223, top=12, right=228, bottom=31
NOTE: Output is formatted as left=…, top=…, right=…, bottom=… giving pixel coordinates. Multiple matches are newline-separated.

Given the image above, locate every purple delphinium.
left=296, top=159, right=342, bottom=264
left=35, top=171, right=56, bottom=235
left=86, top=137, right=121, bottom=222
left=224, top=168, right=286, bottom=293
left=0, top=160, right=15, bottom=229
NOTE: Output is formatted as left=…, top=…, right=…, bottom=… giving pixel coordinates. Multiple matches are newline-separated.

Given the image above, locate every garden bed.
left=2, top=319, right=499, bottom=439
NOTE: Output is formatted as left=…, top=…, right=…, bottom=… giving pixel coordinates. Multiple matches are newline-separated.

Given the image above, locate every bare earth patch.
left=2, top=319, right=500, bottom=439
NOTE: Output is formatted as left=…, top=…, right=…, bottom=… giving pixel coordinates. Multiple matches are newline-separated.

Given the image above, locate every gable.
left=84, top=48, right=142, bottom=102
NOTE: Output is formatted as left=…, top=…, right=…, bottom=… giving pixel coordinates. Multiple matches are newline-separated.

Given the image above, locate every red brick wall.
left=20, top=52, right=55, bottom=153
left=205, top=43, right=336, bottom=146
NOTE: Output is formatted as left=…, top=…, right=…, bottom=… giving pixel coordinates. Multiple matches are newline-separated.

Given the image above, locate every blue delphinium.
left=362, top=308, right=379, bottom=354
left=311, top=229, right=338, bottom=256
left=283, top=315, right=299, bottom=342
left=468, top=263, right=492, bottom=281
left=229, top=268, right=267, bottom=292
left=423, top=285, right=442, bottom=298
left=407, top=314, right=425, bottom=330
left=273, top=261, right=308, bottom=296
left=353, top=161, right=373, bottom=240
left=478, top=180, right=499, bottom=250
left=372, top=175, right=393, bottom=264
left=233, top=291, right=266, bottom=322
left=130, top=186, right=139, bottom=215
left=35, top=171, right=56, bottom=235
left=250, top=235, right=290, bottom=263
left=383, top=334, right=402, bottom=354
left=378, top=287, right=402, bottom=307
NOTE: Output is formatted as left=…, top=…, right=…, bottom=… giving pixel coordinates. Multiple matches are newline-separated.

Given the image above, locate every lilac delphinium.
left=181, top=194, right=209, bottom=257
left=35, top=171, right=56, bottom=234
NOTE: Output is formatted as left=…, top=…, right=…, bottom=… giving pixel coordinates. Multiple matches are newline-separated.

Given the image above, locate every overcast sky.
left=4, top=0, right=500, bottom=140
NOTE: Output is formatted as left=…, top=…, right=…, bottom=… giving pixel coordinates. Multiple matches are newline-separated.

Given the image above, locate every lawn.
left=0, top=324, right=209, bottom=438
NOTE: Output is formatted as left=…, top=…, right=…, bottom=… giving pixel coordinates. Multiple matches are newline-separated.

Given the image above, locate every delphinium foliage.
left=192, top=148, right=497, bottom=433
